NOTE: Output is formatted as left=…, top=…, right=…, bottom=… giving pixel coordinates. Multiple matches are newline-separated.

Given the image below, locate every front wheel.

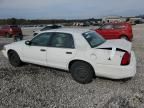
left=70, top=62, right=94, bottom=84
left=8, top=51, right=23, bottom=67
left=5, top=33, right=11, bottom=38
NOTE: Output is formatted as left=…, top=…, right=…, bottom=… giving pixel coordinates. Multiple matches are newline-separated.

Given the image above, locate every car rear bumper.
left=128, top=34, right=133, bottom=41
left=94, top=51, right=136, bottom=79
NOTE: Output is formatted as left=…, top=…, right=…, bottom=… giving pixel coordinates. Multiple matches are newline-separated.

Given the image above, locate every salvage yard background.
left=0, top=24, right=144, bottom=108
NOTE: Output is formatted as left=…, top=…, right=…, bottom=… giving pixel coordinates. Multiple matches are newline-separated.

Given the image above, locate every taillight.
left=10, top=28, right=13, bottom=32
left=121, top=52, right=131, bottom=65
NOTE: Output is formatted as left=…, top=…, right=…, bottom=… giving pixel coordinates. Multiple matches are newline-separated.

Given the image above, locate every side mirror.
left=98, top=28, right=102, bottom=30
left=98, top=26, right=102, bottom=30
left=25, top=40, right=31, bottom=45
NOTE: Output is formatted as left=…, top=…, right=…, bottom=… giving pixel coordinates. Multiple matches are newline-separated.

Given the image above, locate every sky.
left=0, top=0, right=144, bottom=19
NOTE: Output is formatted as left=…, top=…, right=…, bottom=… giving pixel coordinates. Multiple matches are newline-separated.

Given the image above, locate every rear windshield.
left=82, top=31, right=106, bottom=48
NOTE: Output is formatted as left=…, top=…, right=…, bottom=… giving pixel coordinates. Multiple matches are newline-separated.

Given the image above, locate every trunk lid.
left=96, top=39, right=132, bottom=52
left=94, top=39, right=132, bottom=66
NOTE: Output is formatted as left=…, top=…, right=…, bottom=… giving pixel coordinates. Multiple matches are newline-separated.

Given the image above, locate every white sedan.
left=2, top=28, right=136, bottom=84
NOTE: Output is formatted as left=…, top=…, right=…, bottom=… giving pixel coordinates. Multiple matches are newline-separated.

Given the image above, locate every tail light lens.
left=10, top=28, right=13, bottom=32
left=121, top=52, right=131, bottom=65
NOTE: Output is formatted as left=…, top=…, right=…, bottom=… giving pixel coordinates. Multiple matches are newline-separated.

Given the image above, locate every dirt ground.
left=0, top=25, right=144, bottom=108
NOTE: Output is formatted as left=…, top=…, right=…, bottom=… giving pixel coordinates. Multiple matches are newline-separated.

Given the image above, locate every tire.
left=5, top=33, right=11, bottom=38
left=120, top=35, right=128, bottom=40
left=8, top=51, right=23, bottom=67
left=70, top=61, right=94, bottom=84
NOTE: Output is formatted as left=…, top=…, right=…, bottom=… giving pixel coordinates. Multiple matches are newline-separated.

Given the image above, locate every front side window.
left=31, top=33, right=52, bottom=46
left=101, top=24, right=113, bottom=29
left=50, top=33, right=74, bottom=48
left=83, top=31, right=106, bottom=48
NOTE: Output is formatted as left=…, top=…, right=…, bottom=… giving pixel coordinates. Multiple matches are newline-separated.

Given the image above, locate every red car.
left=95, top=23, right=133, bottom=41
left=0, top=25, right=23, bottom=38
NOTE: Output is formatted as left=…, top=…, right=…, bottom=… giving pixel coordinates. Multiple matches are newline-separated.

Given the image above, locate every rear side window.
left=10, top=25, right=19, bottom=28
left=114, top=24, right=126, bottom=29
left=10, top=25, right=18, bottom=28
left=50, top=33, right=75, bottom=49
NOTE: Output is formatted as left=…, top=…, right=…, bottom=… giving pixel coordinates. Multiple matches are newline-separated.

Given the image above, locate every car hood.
left=5, top=40, right=26, bottom=47
left=96, top=39, right=132, bottom=52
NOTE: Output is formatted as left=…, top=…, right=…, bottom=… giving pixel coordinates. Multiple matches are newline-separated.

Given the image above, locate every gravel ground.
left=0, top=25, right=144, bottom=108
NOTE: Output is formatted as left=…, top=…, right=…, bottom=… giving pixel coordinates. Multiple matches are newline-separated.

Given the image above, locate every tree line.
left=0, top=18, right=101, bottom=25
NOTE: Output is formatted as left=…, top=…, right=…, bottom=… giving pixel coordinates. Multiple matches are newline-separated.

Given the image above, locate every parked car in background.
left=33, top=24, right=63, bottom=36
left=94, top=23, right=133, bottom=41
left=2, top=28, right=136, bottom=84
left=0, top=25, right=23, bottom=38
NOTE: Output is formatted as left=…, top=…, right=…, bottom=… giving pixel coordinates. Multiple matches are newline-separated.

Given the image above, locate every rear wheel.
left=8, top=51, right=23, bottom=67
left=70, top=61, right=94, bottom=84
left=120, top=35, right=128, bottom=40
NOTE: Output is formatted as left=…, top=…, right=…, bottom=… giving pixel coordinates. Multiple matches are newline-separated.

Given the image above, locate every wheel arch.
left=7, top=49, right=20, bottom=58
left=7, top=47, right=24, bottom=61
left=119, top=34, right=129, bottom=39
left=7, top=49, right=23, bottom=66
left=5, top=32, right=8, bottom=34
left=68, top=59, right=96, bottom=76
left=8, top=49, right=16, bottom=54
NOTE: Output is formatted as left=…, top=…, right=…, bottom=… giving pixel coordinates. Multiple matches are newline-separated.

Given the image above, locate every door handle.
left=40, top=49, right=46, bottom=52
left=66, top=52, right=72, bottom=54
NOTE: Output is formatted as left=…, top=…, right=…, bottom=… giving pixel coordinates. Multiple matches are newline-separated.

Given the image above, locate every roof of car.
left=45, top=24, right=62, bottom=27
left=102, top=22, right=130, bottom=25
left=40, top=28, right=91, bottom=34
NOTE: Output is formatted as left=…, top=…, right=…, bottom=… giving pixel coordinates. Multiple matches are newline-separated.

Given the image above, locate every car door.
left=113, top=24, right=124, bottom=38
left=22, top=32, right=52, bottom=66
left=0, top=26, right=6, bottom=36
left=98, top=24, right=114, bottom=39
left=0, top=26, right=2, bottom=36
left=46, top=32, right=76, bottom=70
